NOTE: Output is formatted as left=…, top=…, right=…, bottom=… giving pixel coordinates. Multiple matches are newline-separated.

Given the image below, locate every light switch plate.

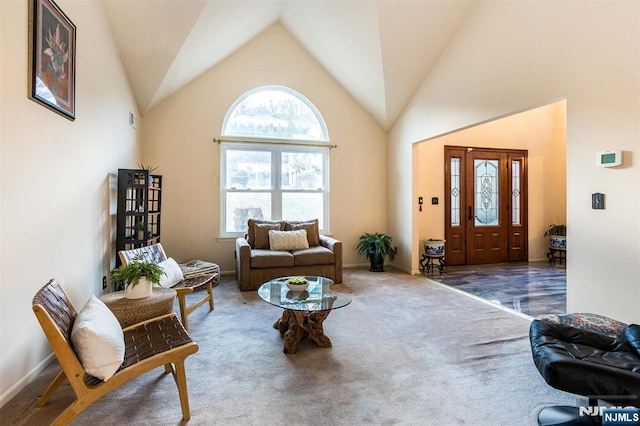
left=129, top=111, right=137, bottom=128
left=592, top=193, right=605, bottom=209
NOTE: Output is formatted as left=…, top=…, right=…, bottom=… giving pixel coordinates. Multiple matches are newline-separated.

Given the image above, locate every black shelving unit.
left=115, top=169, right=162, bottom=266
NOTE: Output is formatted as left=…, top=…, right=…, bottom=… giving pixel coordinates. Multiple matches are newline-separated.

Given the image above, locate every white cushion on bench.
left=71, top=295, right=124, bottom=381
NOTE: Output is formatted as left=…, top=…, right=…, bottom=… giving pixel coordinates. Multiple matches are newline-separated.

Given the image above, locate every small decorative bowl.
left=286, top=277, right=309, bottom=292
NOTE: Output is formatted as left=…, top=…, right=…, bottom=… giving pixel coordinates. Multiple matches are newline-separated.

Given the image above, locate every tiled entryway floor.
left=427, top=261, right=566, bottom=317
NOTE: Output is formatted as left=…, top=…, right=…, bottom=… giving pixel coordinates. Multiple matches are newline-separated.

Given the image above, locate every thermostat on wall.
left=596, top=150, right=622, bottom=167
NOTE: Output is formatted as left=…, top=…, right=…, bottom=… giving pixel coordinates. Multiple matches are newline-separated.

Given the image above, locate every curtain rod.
left=212, top=137, right=337, bottom=149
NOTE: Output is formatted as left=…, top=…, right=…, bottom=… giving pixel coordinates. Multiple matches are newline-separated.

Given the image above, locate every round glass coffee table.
left=258, top=276, right=352, bottom=354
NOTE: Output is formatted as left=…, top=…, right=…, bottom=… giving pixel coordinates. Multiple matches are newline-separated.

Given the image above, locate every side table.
left=420, top=254, right=445, bottom=274
left=99, top=287, right=176, bottom=328
left=547, top=248, right=566, bottom=264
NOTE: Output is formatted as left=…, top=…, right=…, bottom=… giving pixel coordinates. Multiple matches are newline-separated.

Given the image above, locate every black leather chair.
left=529, top=314, right=640, bottom=425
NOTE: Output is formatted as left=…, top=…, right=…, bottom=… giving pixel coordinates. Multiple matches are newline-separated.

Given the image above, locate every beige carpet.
left=0, top=268, right=575, bottom=425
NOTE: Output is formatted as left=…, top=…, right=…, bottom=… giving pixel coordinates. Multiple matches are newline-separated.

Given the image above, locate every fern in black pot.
left=356, top=232, right=396, bottom=272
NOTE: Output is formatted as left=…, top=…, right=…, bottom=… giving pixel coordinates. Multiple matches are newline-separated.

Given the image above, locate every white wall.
left=0, top=0, right=140, bottom=405
left=142, top=24, right=387, bottom=272
left=389, top=0, right=640, bottom=323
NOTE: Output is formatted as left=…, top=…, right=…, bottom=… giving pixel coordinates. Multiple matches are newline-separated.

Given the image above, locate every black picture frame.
left=29, top=0, right=76, bottom=120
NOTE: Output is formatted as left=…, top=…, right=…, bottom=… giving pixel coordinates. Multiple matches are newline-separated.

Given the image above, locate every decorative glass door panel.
left=451, top=158, right=461, bottom=226
left=511, top=160, right=521, bottom=225
left=445, top=151, right=466, bottom=265
left=474, top=159, right=499, bottom=227
left=507, top=154, right=527, bottom=260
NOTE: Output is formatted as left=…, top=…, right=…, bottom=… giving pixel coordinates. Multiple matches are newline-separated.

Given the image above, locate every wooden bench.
left=118, top=243, right=218, bottom=330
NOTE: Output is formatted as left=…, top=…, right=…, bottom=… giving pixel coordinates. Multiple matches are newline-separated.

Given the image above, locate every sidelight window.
left=450, top=158, right=461, bottom=226
left=511, top=160, right=521, bottom=225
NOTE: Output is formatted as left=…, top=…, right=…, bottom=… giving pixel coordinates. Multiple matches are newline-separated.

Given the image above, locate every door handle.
left=468, top=206, right=472, bottom=221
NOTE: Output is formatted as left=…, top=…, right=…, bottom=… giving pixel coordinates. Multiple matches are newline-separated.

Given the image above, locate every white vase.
left=550, top=236, right=567, bottom=250
left=124, top=276, right=153, bottom=299
left=424, top=240, right=446, bottom=256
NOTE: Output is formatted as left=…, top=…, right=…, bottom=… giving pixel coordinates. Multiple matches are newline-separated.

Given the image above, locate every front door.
left=445, top=147, right=528, bottom=265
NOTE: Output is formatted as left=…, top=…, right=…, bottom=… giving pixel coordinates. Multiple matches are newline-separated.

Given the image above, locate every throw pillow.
left=157, top=257, right=184, bottom=288
left=285, top=219, right=320, bottom=246
left=254, top=223, right=282, bottom=249
left=71, top=295, right=125, bottom=381
left=624, top=324, right=640, bottom=356
left=247, top=219, right=283, bottom=248
left=269, top=229, right=310, bottom=251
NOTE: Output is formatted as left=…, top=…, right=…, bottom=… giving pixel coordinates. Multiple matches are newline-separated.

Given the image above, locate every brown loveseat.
left=235, top=219, right=342, bottom=291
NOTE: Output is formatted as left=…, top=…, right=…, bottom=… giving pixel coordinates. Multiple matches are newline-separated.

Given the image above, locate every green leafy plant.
left=357, top=233, right=396, bottom=261
left=111, top=254, right=164, bottom=290
left=544, top=223, right=567, bottom=237
left=287, top=276, right=308, bottom=285
left=135, top=221, right=153, bottom=233
left=357, top=233, right=396, bottom=272
left=137, top=163, right=159, bottom=174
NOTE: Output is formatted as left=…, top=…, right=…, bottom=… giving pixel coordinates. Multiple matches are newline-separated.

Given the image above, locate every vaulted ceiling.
left=101, top=0, right=475, bottom=130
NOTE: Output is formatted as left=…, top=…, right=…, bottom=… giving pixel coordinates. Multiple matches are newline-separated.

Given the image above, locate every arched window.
left=222, top=85, right=328, bottom=141
left=220, top=86, right=330, bottom=236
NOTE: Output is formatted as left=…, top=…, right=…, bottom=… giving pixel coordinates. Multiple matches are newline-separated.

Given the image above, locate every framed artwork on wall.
left=29, top=0, right=76, bottom=120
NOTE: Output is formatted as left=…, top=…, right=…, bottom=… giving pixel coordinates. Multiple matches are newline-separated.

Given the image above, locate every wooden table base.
left=273, top=310, right=332, bottom=354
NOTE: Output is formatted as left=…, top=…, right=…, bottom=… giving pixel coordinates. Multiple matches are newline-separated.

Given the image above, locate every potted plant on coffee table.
left=111, top=255, right=165, bottom=299
left=356, top=232, right=396, bottom=272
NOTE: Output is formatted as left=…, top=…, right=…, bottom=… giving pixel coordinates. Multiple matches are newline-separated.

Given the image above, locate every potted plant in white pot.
left=544, top=223, right=567, bottom=250
left=356, top=232, right=396, bottom=272
left=111, top=255, right=165, bottom=299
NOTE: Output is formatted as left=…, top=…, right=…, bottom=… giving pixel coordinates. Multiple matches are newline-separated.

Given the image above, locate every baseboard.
left=0, top=352, right=55, bottom=410
left=343, top=263, right=370, bottom=269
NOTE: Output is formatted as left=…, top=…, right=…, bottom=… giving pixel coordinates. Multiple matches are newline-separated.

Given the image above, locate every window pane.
left=450, top=158, right=460, bottom=226
left=225, top=150, right=271, bottom=189
left=225, top=192, right=271, bottom=233
left=223, top=87, right=327, bottom=141
left=512, top=160, right=521, bottom=225
left=220, top=85, right=331, bottom=236
left=474, top=159, right=499, bottom=226
left=281, top=152, right=324, bottom=190
left=282, top=193, right=324, bottom=227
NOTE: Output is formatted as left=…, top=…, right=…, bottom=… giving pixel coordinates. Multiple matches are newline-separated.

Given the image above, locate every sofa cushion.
left=285, top=219, right=320, bottom=246
left=293, top=245, right=335, bottom=266
left=269, top=230, right=309, bottom=251
left=254, top=223, right=282, bottom=249
left=247, top=219, right=284, bottom=248
left=624, top=324, right=640, bottom=356
left=250, top=249, right=294, bottom=268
